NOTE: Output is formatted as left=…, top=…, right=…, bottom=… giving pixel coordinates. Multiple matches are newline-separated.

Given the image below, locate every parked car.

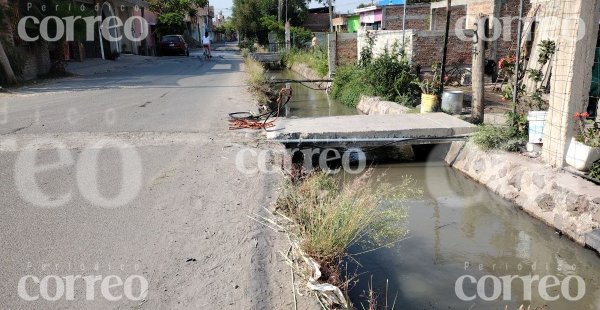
left=159, top=35, right=189, bottom=56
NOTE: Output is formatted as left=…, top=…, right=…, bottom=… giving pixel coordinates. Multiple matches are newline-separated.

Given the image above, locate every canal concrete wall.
left=289, top=63, right=329, bottom=89
left=356, top=96, right=412, bottom=115
left=445, top=141, right=600, bottom=248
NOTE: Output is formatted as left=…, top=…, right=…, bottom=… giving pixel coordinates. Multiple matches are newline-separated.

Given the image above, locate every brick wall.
left=465, top=0, right=494, bottom=26
left=357, top=30, right=415, bottom=62
left=384, top=4, right=430, bottom=31
left=412, top=30, right=473, bottom=68
left=336, top=33, right=357, bottom=67
left=432, top=5, right=467, bottom=31
left=496, top=0, right=533, bottom=59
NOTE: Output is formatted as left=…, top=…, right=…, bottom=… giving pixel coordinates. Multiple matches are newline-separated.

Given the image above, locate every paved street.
left=0, top=46, right=297, bottom=309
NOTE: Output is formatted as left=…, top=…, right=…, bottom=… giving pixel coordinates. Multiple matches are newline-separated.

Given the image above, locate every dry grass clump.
left=244, top=56, right=267, bottom=89
left=243, top=56, right=271, bottom=104
left=277, top=169, right=421, bottom=268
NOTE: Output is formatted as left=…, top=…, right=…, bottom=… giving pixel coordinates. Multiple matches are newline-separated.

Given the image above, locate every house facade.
left=191, top=6, right=214, bottom=43
left=332, top=14, right=361, bottom=33
left=353, top=0, right=535, bottom=67
left=79, top=0, right=155, bottom=59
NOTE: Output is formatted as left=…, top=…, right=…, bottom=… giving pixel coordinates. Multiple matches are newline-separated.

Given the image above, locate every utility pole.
left=402, top=0, right=407, bottom=47
left=512, top=0, right=525, bottom=109
left=439, top=0, right=451, bottom=99
left=472, top=15, right=486, bottom=124
left=278, top=0, right=282, bottom=22
left=328, top=0, right=333, bottom=32
left=285, top=0, right=290, bottom=50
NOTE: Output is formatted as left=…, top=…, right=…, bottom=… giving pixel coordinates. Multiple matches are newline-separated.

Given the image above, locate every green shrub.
left=238, top=40, right=256, bottom=52
left=366, top=47, right=420, bottom=105
left=471, top=125, right=524, bottom=152
left=331, top=43, right=420, bottom=107
left=330, top=65, right=372, bottom=107
left=590, top=161, right=600, bottom=181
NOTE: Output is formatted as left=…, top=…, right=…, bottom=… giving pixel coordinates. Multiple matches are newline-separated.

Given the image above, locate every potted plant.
left=566, top=112, right=600, bottom=171
left=415, top=64, right=441, bottom=113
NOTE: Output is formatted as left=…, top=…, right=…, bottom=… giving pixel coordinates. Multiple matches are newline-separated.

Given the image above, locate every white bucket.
left=528, top=111, right=548, bottom=144
left=441, top=91, right=464, bottom=115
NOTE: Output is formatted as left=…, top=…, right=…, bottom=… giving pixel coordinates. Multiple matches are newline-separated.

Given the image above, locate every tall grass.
left=243, top=56, right=271, bottom=104
left=277, top=170, right=421, bottom=266
left=282, top=48, right=329, bottom=77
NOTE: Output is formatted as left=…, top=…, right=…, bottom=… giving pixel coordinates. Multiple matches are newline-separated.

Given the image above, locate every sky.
left=210, top=0, right=369, bottom=18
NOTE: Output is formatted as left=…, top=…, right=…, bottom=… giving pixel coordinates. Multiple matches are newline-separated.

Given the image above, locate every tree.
left=232, top=0, right=309, bottom=45
left=0, top=39, right=17, bottom=84
left=148, top=0, right=209, bottom=36
left=0, top=2, right=17, bottom=84
left=215, top=19, right=236, bottom=40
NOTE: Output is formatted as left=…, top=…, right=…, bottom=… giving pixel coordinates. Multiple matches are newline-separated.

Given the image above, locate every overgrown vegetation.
left=331, top=38, right=420, bottom=108
left=525, top=40, right=555, bottom=110
left=148, top=0, right=209, bottom=36
left=260, top=15, right=312, bottom=47
left=500, top=40, right=556, bottom=111
left=471, top=125, right=525, bottom=152
left=329, top=65, right=373, bottom=107
left=282, top=48, right=329, bottom=77
left=232, top=0, right=308, bottom=45
left=277, top=170, right=420, bottom=273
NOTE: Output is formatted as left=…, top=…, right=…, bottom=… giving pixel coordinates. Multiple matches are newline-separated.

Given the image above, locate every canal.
left=275, top=69, right=600, bottom=309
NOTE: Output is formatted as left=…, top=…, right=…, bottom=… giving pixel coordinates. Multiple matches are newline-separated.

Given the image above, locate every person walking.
left=311, top=33, right=318, bottom=53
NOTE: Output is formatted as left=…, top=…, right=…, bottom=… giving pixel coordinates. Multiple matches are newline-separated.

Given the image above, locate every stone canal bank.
left=445, top=141, right=600, bottom=250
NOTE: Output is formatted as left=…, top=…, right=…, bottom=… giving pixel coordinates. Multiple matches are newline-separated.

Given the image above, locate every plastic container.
left=421, top=94, right=437, bottom=113
left=441, top=91, right=464, bottom=114
left=528, top=111, right=548, bottom=144
left=566, top=137, right=600, bottom=171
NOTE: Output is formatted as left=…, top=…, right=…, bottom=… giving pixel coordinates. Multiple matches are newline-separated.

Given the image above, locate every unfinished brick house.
left=357, top=0, right=532, bottom=69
